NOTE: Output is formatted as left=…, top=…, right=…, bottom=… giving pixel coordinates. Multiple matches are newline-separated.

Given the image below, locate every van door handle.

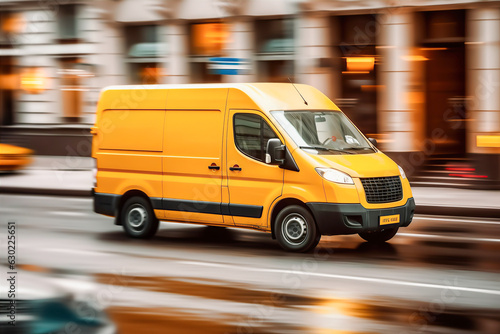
left=208, top=165, right=220, bottom=170
left=229, top=165, right=242, bottom=171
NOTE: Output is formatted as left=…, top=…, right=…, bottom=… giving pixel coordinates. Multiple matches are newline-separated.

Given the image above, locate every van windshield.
left=271, top=110, right=375, bottom=155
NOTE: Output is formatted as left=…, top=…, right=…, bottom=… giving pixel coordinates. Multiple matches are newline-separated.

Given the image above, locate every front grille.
left=361, top=176, right=403, bottom=204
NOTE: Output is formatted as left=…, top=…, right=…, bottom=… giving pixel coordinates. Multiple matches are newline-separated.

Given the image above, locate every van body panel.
left=98, top=109, right=165, bottom=152
left=165, top=88, right=228, bottom=110
left=161, top=88, right=228, bottom=224
left=226, top=109, right=284, bottom=227
left=226, top=88, right=260, bottom=111
left=306, top=152, right=400, bottom=179
left=322, top=179, right=361, bottom=204
left=281, top=163, right=327, bottom=204
left=96, top=170, right=163, bottom=200
left=97, top=87, right=167, bottom=110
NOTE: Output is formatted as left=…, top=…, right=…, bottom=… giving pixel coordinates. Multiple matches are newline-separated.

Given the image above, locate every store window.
left=124, top=25, right=165, bottom=84
left=189, top=22, right=229, bottom=83
left=255, top=18, right=294, bottom=82
left=58, top=4, right=79, bottom=41
left=333, top=15, right=378, bottom=137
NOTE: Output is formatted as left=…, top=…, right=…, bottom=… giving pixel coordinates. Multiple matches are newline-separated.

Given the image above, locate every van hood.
left=303, top=150, right=400, bottom=178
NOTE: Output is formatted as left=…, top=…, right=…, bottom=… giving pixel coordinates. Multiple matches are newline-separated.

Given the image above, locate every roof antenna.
left=288, top=78, right=308, bottom=106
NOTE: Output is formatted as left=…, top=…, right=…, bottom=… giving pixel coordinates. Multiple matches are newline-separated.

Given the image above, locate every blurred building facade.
left=0, top=0, right=499, bottom=187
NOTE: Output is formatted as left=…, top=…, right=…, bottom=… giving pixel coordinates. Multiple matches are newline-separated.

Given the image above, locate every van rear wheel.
left=359, top=228, right=398, bottom=243
left=275, top=205, right=320, bottom=252
left=121, top=196, right=159, bottom=239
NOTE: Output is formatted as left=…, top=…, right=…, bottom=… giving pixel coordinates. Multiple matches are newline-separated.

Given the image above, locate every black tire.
left=275, top=205, right=320, bottom=252
left=121, top=196, right=159, bottom=239
left=359, top=227, right=398, bottom=243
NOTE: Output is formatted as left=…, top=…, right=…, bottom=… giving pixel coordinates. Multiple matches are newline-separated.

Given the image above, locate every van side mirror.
left=265, top=138, right=285, bottom=165
left=368, top=138, right=378, bottom=147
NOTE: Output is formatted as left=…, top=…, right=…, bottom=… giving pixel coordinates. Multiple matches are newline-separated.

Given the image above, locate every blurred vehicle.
left=92, top=83, right=414, bottom=252
left=0, top=143, right=33, bottom=171
left=0, top=268, right=116, bottom=334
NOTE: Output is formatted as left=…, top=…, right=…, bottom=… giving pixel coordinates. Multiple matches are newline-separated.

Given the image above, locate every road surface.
left=1, top=194, right=500, bottom=333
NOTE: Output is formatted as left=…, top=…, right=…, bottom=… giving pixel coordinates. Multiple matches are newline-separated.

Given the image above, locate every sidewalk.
left=1, top=156, right=499, bottom=218
left=0, top=156, right=92, bottom=196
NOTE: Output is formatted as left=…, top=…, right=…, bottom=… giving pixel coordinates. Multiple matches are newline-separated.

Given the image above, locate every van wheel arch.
left=115, top=190, right=153, bottom=226
left=270, top=198, right=313, bottom=239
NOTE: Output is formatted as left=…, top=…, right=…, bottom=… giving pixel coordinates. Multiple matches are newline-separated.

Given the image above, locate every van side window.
left=234, top=113, right=279, bottom=162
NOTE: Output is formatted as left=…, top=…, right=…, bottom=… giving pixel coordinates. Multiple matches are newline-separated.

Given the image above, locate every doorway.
left=0, top=56, right=15, bottom=126
left=424, top=45, right=466, bottom=155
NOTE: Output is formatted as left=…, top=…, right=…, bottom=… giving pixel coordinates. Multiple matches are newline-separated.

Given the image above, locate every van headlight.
left=398, top=165, right=407, bottom=179
left=315, top=168, right=354, bottom=185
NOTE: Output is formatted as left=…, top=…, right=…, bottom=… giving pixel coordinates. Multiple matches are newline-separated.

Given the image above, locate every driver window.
left=234, top=113, right=279, bottom=162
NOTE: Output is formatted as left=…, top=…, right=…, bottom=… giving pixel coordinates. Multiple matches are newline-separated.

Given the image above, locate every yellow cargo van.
left=91, top=83, right=415, bottom=252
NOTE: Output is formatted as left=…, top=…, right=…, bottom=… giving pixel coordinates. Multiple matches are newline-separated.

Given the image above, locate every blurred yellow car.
left=0, top=143, right=33, bottom=171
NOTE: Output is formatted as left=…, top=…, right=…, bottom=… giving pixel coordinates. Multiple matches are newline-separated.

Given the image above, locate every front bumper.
left=306, top=197, right=415, bottom=236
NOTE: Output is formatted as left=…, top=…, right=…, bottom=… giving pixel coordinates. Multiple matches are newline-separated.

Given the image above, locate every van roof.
left=101, top=83, right=339, bottom=112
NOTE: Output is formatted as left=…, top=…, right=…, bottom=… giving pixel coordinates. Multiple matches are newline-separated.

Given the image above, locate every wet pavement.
left=1, top=194, right=500, bottom=333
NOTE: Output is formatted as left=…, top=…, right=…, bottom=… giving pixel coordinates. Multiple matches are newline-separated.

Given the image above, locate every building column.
left=223, top=18, right=255, bottom=83
left=467, top=7, right=500, bottom=187
left=166, top=21, right=189, bottom=84
left=86, top=18, right=126, bottom=122
left=295, top=13, right=332, bottom=96
left=377, top=10, right=424, bottom=176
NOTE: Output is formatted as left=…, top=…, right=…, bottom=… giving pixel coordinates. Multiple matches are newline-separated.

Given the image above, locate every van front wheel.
left=359, top=228, right=398, bottom=243
left=121, top=196, right=159, bottom=239
left=275, top=205, right=320, bottom=252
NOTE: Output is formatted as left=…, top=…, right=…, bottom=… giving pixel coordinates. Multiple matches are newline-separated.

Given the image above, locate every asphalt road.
left=1, top=194, right=500, bottom=334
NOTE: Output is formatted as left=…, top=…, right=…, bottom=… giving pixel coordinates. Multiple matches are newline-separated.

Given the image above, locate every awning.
left=261, top=38, right=294, bottom=54
left=128, top=43, right=167, bottom=58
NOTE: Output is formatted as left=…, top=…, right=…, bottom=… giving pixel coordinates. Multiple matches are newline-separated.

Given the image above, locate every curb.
left=0, top=187, right=91, bottom=197
left=415, top=205, right=500, bottom=219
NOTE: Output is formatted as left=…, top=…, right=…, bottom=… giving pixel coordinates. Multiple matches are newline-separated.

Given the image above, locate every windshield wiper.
left=299, top=146, right=354, bottom=154
left=343, top=147, right=374, bottom=151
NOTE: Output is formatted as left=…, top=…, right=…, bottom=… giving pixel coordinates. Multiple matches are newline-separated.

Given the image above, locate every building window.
left=255, top=18, right=294, bottom=82
left=191, top=22, right=228, bottom=56
left=423, top=10, right=465, bottom=42
left=0, top=12, right=23, bottom=47
left=58, top=5, right=79, bottom=41
left=189, top=22, right=229, bottom=83
left=58, top=58, right=94, bottom=123
left=124, top=25, right=165, bottom=84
